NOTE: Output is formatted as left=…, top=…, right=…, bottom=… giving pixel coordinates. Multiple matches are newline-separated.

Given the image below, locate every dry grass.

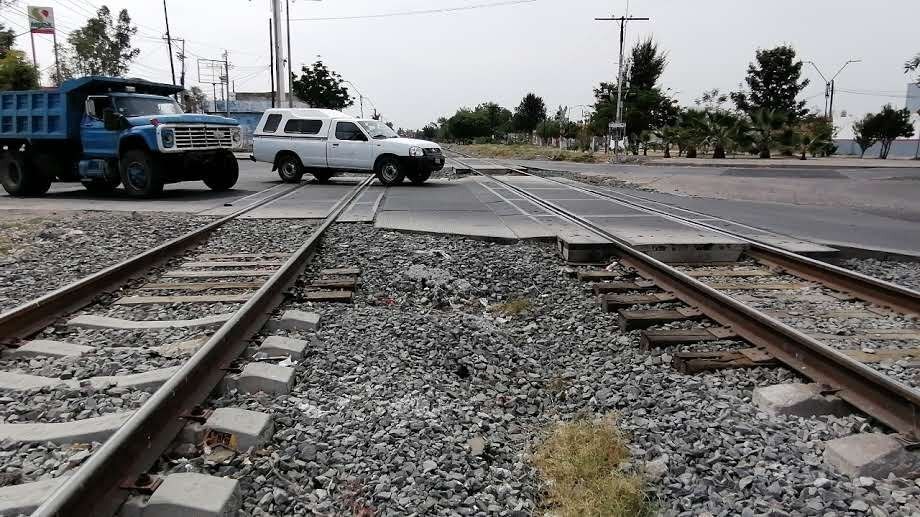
left=491, top=298, right=532, bottom=316
left=534, top=418, right=653, bottom=517
left=454, top=144, right=602, bottom=163
left=0, top=217, right=46, bottom=256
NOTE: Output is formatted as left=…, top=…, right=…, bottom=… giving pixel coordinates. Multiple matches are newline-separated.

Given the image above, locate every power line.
left=290, top=0, right=538, bottom=21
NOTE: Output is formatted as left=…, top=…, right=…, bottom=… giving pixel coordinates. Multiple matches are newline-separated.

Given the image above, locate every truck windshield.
left=113, top=97, right=184, bottom=117
left=358, top=120, right=398, bottom=139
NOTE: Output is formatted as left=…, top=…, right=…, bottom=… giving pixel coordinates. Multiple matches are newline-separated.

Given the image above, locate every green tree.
left=792, top=115, right=834, bottom=160
left=291, top=60, right=353, bottom=110
left=701, top=110, right=745, bottom=159
left=731, top=45, right=810, bottom=120
left=851, top=114, right=878, bottom=158
left=653, top=125, right=678, bottom=158
left=447, top=108, right=490, bottom=141
left=675, top=109, right=706, bottom=158
left=181, top=86, right=208, bottom=113
left=476, top=102, right=512, bottom=137
left=0, top=23, right=39, bottom=91
left=512, top=93, right=546, bottom=132
left=59, top=6, right=140, bottom=78
left=869, top=104, right=915, bottom=159
left=749, top=109, right=788, bottom=158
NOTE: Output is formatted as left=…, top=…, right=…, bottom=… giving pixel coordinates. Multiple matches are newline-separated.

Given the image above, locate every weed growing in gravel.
left=534, top=418, right=653, bottom=517
left=491, top=298, right=532, bottom=315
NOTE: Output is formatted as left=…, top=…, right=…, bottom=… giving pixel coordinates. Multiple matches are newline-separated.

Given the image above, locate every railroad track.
left=444, top=148, right=920, bottom=438
left=0, top=177, right=374, bottom=515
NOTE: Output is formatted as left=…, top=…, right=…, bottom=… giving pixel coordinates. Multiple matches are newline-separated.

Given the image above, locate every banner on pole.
left=27, top=6, right=55, bottom=34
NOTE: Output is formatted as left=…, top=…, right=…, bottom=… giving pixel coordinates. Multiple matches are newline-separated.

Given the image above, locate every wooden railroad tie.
left=601, top=293, right=677, bottom=312
left=639, top=327, right=738, bottom=351
left=299, top=290, right=354, bottom=303
left=593, top=280, right=657, bottom=295
left=140, top=282, right=265, bottom=292
left=617, top=308, right=705, bottom=331
left=181, top=261, right=285, bottom=268
left=114, top=294, right=254, bottom=305
left=577, top=270, right=622, bottom=282
left=671, top=346, right=920, bottom=374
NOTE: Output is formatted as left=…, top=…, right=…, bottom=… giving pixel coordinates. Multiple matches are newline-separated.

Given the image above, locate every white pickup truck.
left=251, top=108, right=444, bottom=186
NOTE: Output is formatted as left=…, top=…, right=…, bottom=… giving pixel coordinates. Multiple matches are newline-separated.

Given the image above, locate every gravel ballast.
left=154, top=224, right=919, bottom=516
left=842, top=258, right=920, bottom=291
left=0, top=211, right=207, bottom=312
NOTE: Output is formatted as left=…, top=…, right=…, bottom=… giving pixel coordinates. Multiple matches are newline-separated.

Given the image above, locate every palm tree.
left=676, top=109, right=706, bottom=158
left=701, top=111, right=742, bottom=159
left=654, top=125, right=678, bottom=158
left=749, top=109, right=787, bottom=159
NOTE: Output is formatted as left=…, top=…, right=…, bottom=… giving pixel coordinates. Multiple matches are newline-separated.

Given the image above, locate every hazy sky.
left=5, top=0, right=920, bottom=136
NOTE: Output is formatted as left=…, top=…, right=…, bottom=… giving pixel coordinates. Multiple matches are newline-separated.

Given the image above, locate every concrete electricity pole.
left=286, top=0, right=294, bottom=107
left=162, top=0, right=176, bottom=86
left=271, top=0, right=285, bottom=107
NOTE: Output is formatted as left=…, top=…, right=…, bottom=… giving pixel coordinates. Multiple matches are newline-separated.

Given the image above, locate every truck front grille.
left=172, top=126, right=235, bottom=150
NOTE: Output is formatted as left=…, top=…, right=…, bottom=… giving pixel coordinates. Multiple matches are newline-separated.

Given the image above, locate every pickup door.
left=326, top=121, right=373, bottom=170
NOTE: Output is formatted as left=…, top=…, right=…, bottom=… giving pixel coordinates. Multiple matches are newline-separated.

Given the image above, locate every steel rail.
left=0, top=183, right=306, bottom=340
left=445, top=148, right=920, bottom=316
left=33, top=176, right=375, bottom=516
left=447, top=151, right=920, bottom=437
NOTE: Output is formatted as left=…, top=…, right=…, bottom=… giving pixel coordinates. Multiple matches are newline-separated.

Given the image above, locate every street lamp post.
left=805, top=59, right=861, bottom=125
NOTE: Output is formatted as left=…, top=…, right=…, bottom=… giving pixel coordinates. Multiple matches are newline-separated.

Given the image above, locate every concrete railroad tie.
left=0, top=412, right=132, bottom=445
left=0, top=366, right=180, bottom=393
left=67, top=313, right=234, bottom=330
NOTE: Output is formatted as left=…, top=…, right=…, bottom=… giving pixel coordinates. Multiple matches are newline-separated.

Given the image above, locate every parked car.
left=251, top=109, right=443, bottom=186
left=0, top=76, right=242, bottom=198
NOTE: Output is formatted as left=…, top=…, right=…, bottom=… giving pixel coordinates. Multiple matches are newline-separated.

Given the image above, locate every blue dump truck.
left=0, top=76, right=241, bottom=197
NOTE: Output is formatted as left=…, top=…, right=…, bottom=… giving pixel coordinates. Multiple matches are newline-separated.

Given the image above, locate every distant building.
left=206, top=92, right=310, bottom=150
left=835, top=83, right=920, bottom=158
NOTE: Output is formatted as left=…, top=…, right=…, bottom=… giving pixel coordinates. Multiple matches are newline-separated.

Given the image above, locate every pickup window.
left=284, top=119, right=323, bottom=135
left=262, top=114, right=282, bottom=133
left=335, top=121, right=367, bottom=141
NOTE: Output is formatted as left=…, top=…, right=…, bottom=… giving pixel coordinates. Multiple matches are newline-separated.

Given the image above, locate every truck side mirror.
left=102, top=108, right=122, bottom=131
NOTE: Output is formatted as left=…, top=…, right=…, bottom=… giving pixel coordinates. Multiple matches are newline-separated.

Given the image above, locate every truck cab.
left=0, top=76, right=242, bottom=198
left=251, top=109, right=443, bottom=186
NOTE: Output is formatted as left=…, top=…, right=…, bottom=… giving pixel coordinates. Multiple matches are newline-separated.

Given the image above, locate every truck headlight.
left=161, top=128, right=175, bottom=149
left=409, top=146, right=423, bottom=157
left=231, top=128, right=241, bottom=145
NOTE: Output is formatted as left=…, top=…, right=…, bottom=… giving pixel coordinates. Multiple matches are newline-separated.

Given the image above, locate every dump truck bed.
left=0, top=89, right=70, bottom=140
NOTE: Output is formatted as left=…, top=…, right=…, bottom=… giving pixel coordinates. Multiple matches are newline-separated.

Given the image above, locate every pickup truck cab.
left=0, top=76, right=242, bottom=198
left=251, top=109, right=443, bottom=186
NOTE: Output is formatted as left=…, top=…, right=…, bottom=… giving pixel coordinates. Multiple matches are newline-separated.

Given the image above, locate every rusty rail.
left=0, top=183, right=305, bottom=340
left=447, top=150, right=920, bottom=437
left=33, top=176, right=374, bottom=516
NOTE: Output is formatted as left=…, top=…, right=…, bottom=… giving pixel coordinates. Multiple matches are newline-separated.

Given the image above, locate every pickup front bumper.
left=407, top=151, right=445, bottom=173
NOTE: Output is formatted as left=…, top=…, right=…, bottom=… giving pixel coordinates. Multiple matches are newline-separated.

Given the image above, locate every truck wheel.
left=375, top=157, right=405, bottom=186
left=312, top=170, right=333, bottom=184
left=119, top=149, right=164, bottom=198
left=204, top=151, right=239, bottom=191
left=407, top=170, right=431, bottom=185
left=277, top=154, right=304, bottom=183
left=0, top=150, right=51, bottom=197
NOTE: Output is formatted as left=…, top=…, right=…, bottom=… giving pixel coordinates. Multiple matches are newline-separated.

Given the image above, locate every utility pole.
left=595, top=14, right=649, bottom=159
left=223, top=50, right=231, bottom=118
left=176, top=39, right=186, bottom=88
left=162, top=0, right=176, bottom=86
left=805, top=59, right=860, bottom=125
left=269, top=18, right=275, bottom=108
left=286, top=0, right=294, bottom=107
left=271, top=0, right=285, bottom=107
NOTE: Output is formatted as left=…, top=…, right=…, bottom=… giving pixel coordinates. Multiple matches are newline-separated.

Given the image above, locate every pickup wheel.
left=277, top=154, right=304, bottom=183
left=407, top=170, right=431, bottom=185
left=375, top=157, right=405, bottom=186
left=119, top=149, right=164, bottom=198
left=203, top=151, right=239, bottom=191
left=0, top=150, right=51, bottom=197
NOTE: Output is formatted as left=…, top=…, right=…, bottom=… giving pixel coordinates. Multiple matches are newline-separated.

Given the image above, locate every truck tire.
left=203, top=151, right=239, bottom=191
left=312, top=170, right=333, bottom=184
left=0, top=150, right=51, bottom=197
left=375, top=156, right=405, bottom=186
left=277, top=154, right=304, bottom=183
left=119, top=149, right=164, bottom=198
left=407, top=170, right=431, bottom=185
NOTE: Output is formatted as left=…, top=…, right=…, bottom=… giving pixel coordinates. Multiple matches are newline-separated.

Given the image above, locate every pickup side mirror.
left=102, top=108, right=126, bottom=131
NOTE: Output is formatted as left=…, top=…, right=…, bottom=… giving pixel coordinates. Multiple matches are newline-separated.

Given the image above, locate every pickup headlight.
left=231, top=128, right=241, bottom=145
left=161, top=128, right=175, bottom=149
left=409, top=146, right=423, bottom=157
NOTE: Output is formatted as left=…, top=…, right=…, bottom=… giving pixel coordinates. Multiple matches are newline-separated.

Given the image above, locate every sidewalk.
left=642, top=156, right=920, bottom=169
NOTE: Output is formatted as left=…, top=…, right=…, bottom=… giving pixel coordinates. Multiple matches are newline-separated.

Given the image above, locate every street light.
left=805, top=59, right=861, bottom=122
